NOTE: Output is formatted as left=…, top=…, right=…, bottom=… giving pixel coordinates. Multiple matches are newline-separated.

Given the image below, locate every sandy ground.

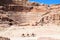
left=0, top=24, right=60, bottom=40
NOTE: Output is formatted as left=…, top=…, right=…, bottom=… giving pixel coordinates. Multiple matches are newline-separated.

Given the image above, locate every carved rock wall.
left=0, top=0, right=60, bottom=26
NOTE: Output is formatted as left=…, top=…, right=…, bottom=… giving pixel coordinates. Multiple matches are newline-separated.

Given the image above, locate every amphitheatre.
left=0, top=0, right=60, bottom=40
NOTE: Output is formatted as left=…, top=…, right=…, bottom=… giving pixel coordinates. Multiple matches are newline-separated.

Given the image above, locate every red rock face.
left=31, top=6, right=48, bottom=12
left=0, top=0, right=13, bottom=6
left=0, top=0, right=60, bottom=26
left=12, top=0, right=28, bottom=5
left=1, top=6, right=33, bottom=12
left=27, top=2, right=40, bottom=6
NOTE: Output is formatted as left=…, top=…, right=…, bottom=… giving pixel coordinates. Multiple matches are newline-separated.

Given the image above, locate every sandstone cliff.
left=0, top=0, right=60, bottom=27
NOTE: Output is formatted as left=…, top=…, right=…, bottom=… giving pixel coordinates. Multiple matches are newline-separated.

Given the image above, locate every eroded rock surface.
left=0, top=0, right=60, bottom=27
left=0, top=37, right=10, bottom=40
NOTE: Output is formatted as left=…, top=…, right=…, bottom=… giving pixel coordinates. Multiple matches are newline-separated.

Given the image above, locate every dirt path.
left=0, top=25, right=60, bottom=40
